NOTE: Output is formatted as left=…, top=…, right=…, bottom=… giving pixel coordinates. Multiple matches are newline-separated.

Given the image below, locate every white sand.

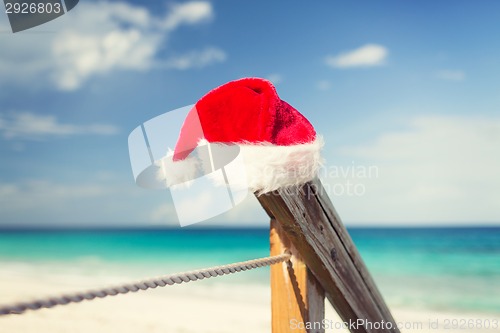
left=1, top=274, right=498, bottom=333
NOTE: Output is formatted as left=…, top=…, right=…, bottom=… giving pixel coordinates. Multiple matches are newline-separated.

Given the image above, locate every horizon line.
left=0, top=223, right=499, bottom=231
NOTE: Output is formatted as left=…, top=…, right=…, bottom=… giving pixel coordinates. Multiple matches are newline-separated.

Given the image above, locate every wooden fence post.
left=270, top=218, right=325, bottom=333
left=257, top=178, right=400, bottom=333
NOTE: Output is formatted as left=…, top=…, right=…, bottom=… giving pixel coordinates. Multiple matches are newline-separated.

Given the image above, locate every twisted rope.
left=0, top=253, right=290, bottom=316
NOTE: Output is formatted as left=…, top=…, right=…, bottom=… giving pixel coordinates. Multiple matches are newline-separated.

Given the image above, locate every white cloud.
left=325, top=44, right=388, bottom=68
left=163, top=47, right=227, bottom=70
left=436, top=70, right=466, bottom=81
left=0, top=112, right=118, bottom=140
left=150, top=203, right=178, bottom=224
left=328, top=115, right=500, bottom=224
left=0, top=177, right=170, bottom=226
left=162, top=1, right=213, bottom=30
left=52, top=29, right=160, bottom=90
left=0, top=175, right=266, bottom=227
left=0, top=1, right=222, bottom=91
left=0, top=180, right=114, bottom=215
left=149, top=187, right=268, bottom=227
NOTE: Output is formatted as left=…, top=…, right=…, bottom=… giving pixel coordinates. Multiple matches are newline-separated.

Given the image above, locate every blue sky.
left=0, top=1, right=499, bottom=227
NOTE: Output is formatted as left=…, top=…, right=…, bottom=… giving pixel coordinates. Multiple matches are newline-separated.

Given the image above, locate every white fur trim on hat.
left=149, top=136, right=324, bottom=194
left=238, top=136, right=324, bottom=194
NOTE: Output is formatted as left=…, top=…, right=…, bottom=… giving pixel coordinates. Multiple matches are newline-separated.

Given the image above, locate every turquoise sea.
left=0, top=227, right=499, bottom=314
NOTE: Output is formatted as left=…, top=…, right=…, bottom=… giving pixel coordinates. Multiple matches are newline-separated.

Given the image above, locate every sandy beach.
left=1, top=227, right=498, bottom=333
left=1, top=273, right=498, bottom=333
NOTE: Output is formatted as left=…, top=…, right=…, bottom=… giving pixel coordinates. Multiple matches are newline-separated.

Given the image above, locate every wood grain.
left=270, top=219, right=325, bottom=333
left=258, top=178, right=400, bottom=333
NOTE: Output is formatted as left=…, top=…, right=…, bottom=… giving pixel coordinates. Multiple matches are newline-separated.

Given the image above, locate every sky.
left=0, top=0, right=499, bottom=228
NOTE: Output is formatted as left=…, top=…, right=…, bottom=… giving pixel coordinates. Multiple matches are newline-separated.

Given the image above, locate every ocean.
left=0, top=227, right=499, bottom=315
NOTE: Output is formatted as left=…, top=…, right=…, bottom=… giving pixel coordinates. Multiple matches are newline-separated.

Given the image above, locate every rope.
left=0, top=253, right=291, bottom=316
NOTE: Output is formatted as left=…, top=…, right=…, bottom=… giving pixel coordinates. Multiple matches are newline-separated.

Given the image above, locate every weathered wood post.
left=270, top=218, right=325, bottom=333
left=257, top=178, right=400, bottom=333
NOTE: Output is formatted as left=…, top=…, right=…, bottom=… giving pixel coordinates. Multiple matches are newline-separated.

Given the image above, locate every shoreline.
left=1, top=275, right=498, bottom=333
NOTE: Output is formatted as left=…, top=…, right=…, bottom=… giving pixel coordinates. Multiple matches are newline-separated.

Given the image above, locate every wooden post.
left=257, top=178, right=400, bottom=333
left=270, top=218, right=325, bottom=333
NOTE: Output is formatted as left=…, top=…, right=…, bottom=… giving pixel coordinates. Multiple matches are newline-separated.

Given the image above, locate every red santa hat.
left=161, top=77, right=323, bottom=194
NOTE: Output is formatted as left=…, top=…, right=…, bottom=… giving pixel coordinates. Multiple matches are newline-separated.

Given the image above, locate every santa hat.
left=160, top=77, right=323, bottom=194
